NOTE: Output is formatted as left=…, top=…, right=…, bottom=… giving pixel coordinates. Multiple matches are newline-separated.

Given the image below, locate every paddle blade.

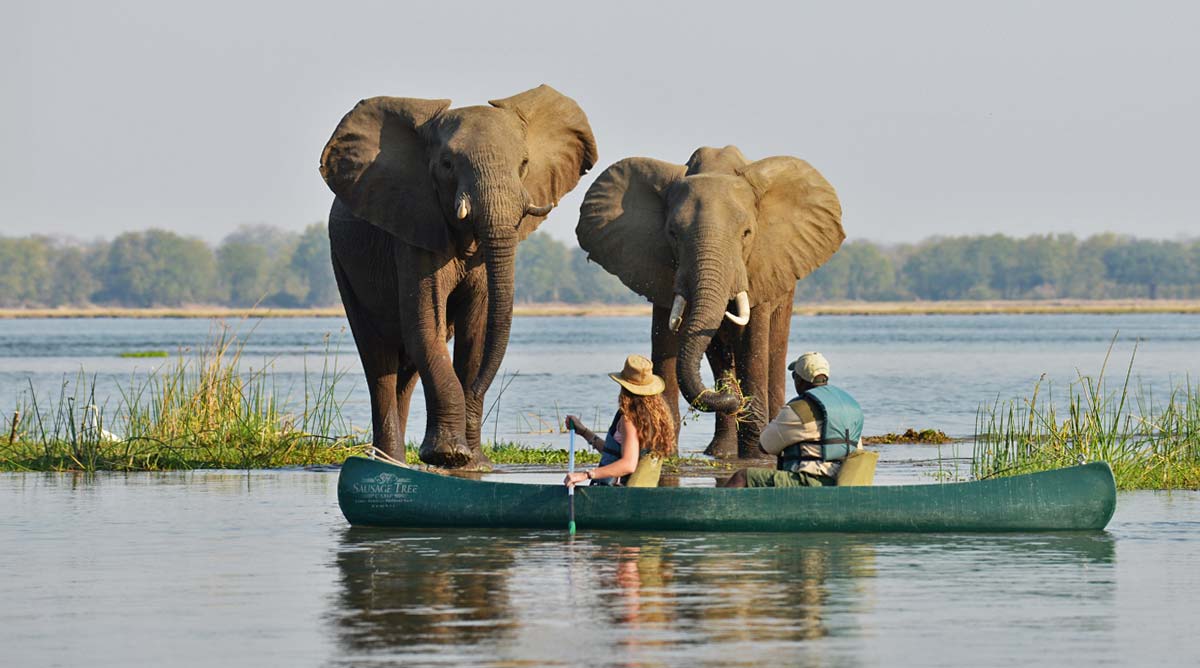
left=568, top=520, right=576, bottom=536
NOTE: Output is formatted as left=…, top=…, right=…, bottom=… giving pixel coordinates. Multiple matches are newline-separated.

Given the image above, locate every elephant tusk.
left=724, top=291, right=750, bottom=327
left=525, top=201, right=555, bottom=217
left=456, top=193, right=471, bottom=220
left=669, top=294, right=687, bottom=332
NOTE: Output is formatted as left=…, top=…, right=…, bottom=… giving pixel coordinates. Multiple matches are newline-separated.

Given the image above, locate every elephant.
left=576, top=146, right=843, bottom=458
left=320, top=85, right=597, bottom=469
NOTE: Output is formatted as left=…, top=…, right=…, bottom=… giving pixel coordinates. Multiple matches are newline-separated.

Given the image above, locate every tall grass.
left=973, top=341, right=1200, bottom=489
left=0, top=323, right=367, bottom=471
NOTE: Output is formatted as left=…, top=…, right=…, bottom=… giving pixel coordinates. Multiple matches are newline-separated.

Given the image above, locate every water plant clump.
left=686, top=372, right=755, bottom=425
left=972, top=342, right=1200, bottom=490
left=864, top=428, right=954, bottom=445
left=0, top=323, right=366, bottom=472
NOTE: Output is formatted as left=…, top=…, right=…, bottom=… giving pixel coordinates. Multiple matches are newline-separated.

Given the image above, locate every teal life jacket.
left=777, top=384, right=864, bottom=470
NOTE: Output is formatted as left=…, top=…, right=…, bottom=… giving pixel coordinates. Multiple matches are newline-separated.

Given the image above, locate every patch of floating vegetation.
left=118, top=350, right=169, bottom=358
left=864, top=428, right=954, bottom=445
left=973, top=338, right=1200, bottom=490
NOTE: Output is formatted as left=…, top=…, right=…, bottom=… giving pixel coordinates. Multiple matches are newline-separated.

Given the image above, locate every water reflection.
left=328, top=529, right=1114, bottom=666
left=331, top=529, right=519, bottom=658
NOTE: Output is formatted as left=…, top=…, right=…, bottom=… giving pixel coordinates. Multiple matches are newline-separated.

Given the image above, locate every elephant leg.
left=703, top=331, right=739, bottom=459
left=402, top=263, right=471, bottom=468
left=650, top=305, right=681, bottom=450
left=450, top=265, right=493, bottom=469
left=735, top=303, right=772, bottom=459
left=330, top=251, right=405, bottom=460
left=767, top=288, right=795, bottom=418
left=394, top=360, right=419, bottom=450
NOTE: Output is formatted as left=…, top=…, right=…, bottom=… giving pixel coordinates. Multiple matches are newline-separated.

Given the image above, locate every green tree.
left=1103, top=240, right=1192, bottom=299
left=97, top=230, right=219, bottom=306
left=0, top=237, right=54, bottom=307
left=515, top=232, right=576, bottom=302
left=217, top=240, right=269, bottom=306
left=217, top=225, right=304, bottom=307
left=290, top=223, right=339, bottom=306
left=46, top=244, right=101, bottom=306
left=901, top=237, right=992, bottom=300
left=569, top=247, right=643, bottom=304
left=807, top=240, right=899, bottom=300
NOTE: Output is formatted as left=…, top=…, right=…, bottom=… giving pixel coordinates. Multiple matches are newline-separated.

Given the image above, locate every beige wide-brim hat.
left=788, top=351, right=831, bottom=382
left=609, top=354, right=666, bottom=396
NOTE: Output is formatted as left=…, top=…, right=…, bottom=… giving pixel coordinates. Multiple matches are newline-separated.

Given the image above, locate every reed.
left=0, top=323, right=366, bottom=472
left=972, top=341, right=1200, bottom=489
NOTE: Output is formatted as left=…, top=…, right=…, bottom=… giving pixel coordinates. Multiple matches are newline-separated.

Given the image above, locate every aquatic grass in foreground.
left=972, top=342, right=1200, bottom=489
left=0, top=323, right=367, bottom=471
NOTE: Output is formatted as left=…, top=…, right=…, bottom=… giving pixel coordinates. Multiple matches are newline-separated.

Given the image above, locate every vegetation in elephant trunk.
left=675, top=261, right=745, bottom=415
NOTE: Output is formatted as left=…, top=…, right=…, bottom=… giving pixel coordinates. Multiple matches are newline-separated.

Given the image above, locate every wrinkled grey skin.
left=321, top=86, right=596, bottom=469
left=577, top=146, right=843, bottom=458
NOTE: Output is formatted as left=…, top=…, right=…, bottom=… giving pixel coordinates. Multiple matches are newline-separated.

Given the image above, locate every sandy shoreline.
left=2, top=299, right=1200, bottom=319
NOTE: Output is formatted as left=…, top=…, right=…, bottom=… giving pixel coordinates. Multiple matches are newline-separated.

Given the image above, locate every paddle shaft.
left=568, top=427, right=576, bottom=535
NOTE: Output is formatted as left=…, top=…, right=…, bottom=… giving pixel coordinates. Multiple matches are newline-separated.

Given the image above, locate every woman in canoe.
left=564, top=354, right=675, bottom=488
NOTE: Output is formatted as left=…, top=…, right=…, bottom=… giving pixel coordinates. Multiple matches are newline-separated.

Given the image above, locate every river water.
left=2, top=467, right=1198, bottom=667
left=2, top=314, right=1200, bottom=666
left=2, top=313, right=1199, bottom=451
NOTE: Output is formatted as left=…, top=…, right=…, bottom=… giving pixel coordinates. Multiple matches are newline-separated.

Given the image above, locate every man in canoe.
left=563, top=355, right=674, bottom=487
left=720, top=351, right=864, bottom=488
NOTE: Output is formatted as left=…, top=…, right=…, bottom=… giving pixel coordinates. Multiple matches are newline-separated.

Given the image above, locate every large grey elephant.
left=577, top=146, right=843, bottom=458
left=320, top=85, right=597, bottom=469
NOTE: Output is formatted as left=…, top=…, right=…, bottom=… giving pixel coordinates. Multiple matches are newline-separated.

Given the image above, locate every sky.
left=3, top=0, right=1197, bottom=246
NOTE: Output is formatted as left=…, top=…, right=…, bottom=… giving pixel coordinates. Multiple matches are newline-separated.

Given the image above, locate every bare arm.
left=586, top=417, right=639, bottom=480
left=565, top=415, right=605, bottom=452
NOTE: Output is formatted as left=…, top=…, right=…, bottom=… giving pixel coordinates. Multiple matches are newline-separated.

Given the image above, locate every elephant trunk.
left=469, top=223, right=518, bottom=401
left=676, top=264, right=742, bottom=414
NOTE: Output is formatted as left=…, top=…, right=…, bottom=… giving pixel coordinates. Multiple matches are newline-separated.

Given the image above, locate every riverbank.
left=4, top=299, right=1200, bottom=319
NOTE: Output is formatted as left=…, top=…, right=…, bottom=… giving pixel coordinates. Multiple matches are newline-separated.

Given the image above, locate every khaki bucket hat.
left=788, top=351, right=831, bottom=383
left=609, top=354, right=666, bottom=396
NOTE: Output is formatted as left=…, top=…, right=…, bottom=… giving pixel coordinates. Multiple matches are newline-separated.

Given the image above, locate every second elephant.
left=577, top=146, right=844, bottom=458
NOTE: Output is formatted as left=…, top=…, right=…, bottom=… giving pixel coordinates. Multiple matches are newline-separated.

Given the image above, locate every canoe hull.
left=337, top=457, right=1116, bottom=532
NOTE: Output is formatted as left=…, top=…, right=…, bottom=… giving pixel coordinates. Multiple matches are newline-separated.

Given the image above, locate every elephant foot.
left=458, top=447, right=493, bottom=473
left=736, top=435, right=770, bottom=461
left=419, top=432, right=474, bottom=468
left=704, top=413, right=740, bottom=458
left=704, top=433, right=739, bottom=459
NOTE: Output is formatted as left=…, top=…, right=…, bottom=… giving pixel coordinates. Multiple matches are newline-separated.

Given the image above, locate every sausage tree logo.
left=352, top=471, right=418, bottom=501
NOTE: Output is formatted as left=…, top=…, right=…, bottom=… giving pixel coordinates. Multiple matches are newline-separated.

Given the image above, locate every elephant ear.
left=320, top=97, right=452, bottom=253
left=739, top=156, right=845, bottom=300
left=489, top=85, right=599, bottom=239
left=576, top=157, right=687, bottom=306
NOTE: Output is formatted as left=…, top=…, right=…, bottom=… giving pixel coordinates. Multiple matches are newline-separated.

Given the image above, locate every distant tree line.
left=0, top=226, right=637, bottom=308
left=1, top=229, right=1197, bottom=308
left=797, top=234, right=1200, bottom=301
left=0, top=225, right=338, bottom=308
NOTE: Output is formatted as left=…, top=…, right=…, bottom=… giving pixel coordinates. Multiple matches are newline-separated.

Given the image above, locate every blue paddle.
left=568, top=426, right=577, bottom=536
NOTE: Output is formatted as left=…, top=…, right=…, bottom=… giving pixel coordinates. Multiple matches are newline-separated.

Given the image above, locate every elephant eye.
left=743, top=228, right=752, bottom=239
left=519, top=158, right=529, bottom=177
left=440, top=158, right=453, bottom=171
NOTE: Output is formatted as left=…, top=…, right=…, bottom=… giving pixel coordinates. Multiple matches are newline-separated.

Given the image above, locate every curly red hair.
left=618, top=389, right=676, bottom=458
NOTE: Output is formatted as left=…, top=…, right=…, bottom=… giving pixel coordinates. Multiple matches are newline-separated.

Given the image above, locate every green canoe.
left=336, top=456, right=1117, bottom=532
